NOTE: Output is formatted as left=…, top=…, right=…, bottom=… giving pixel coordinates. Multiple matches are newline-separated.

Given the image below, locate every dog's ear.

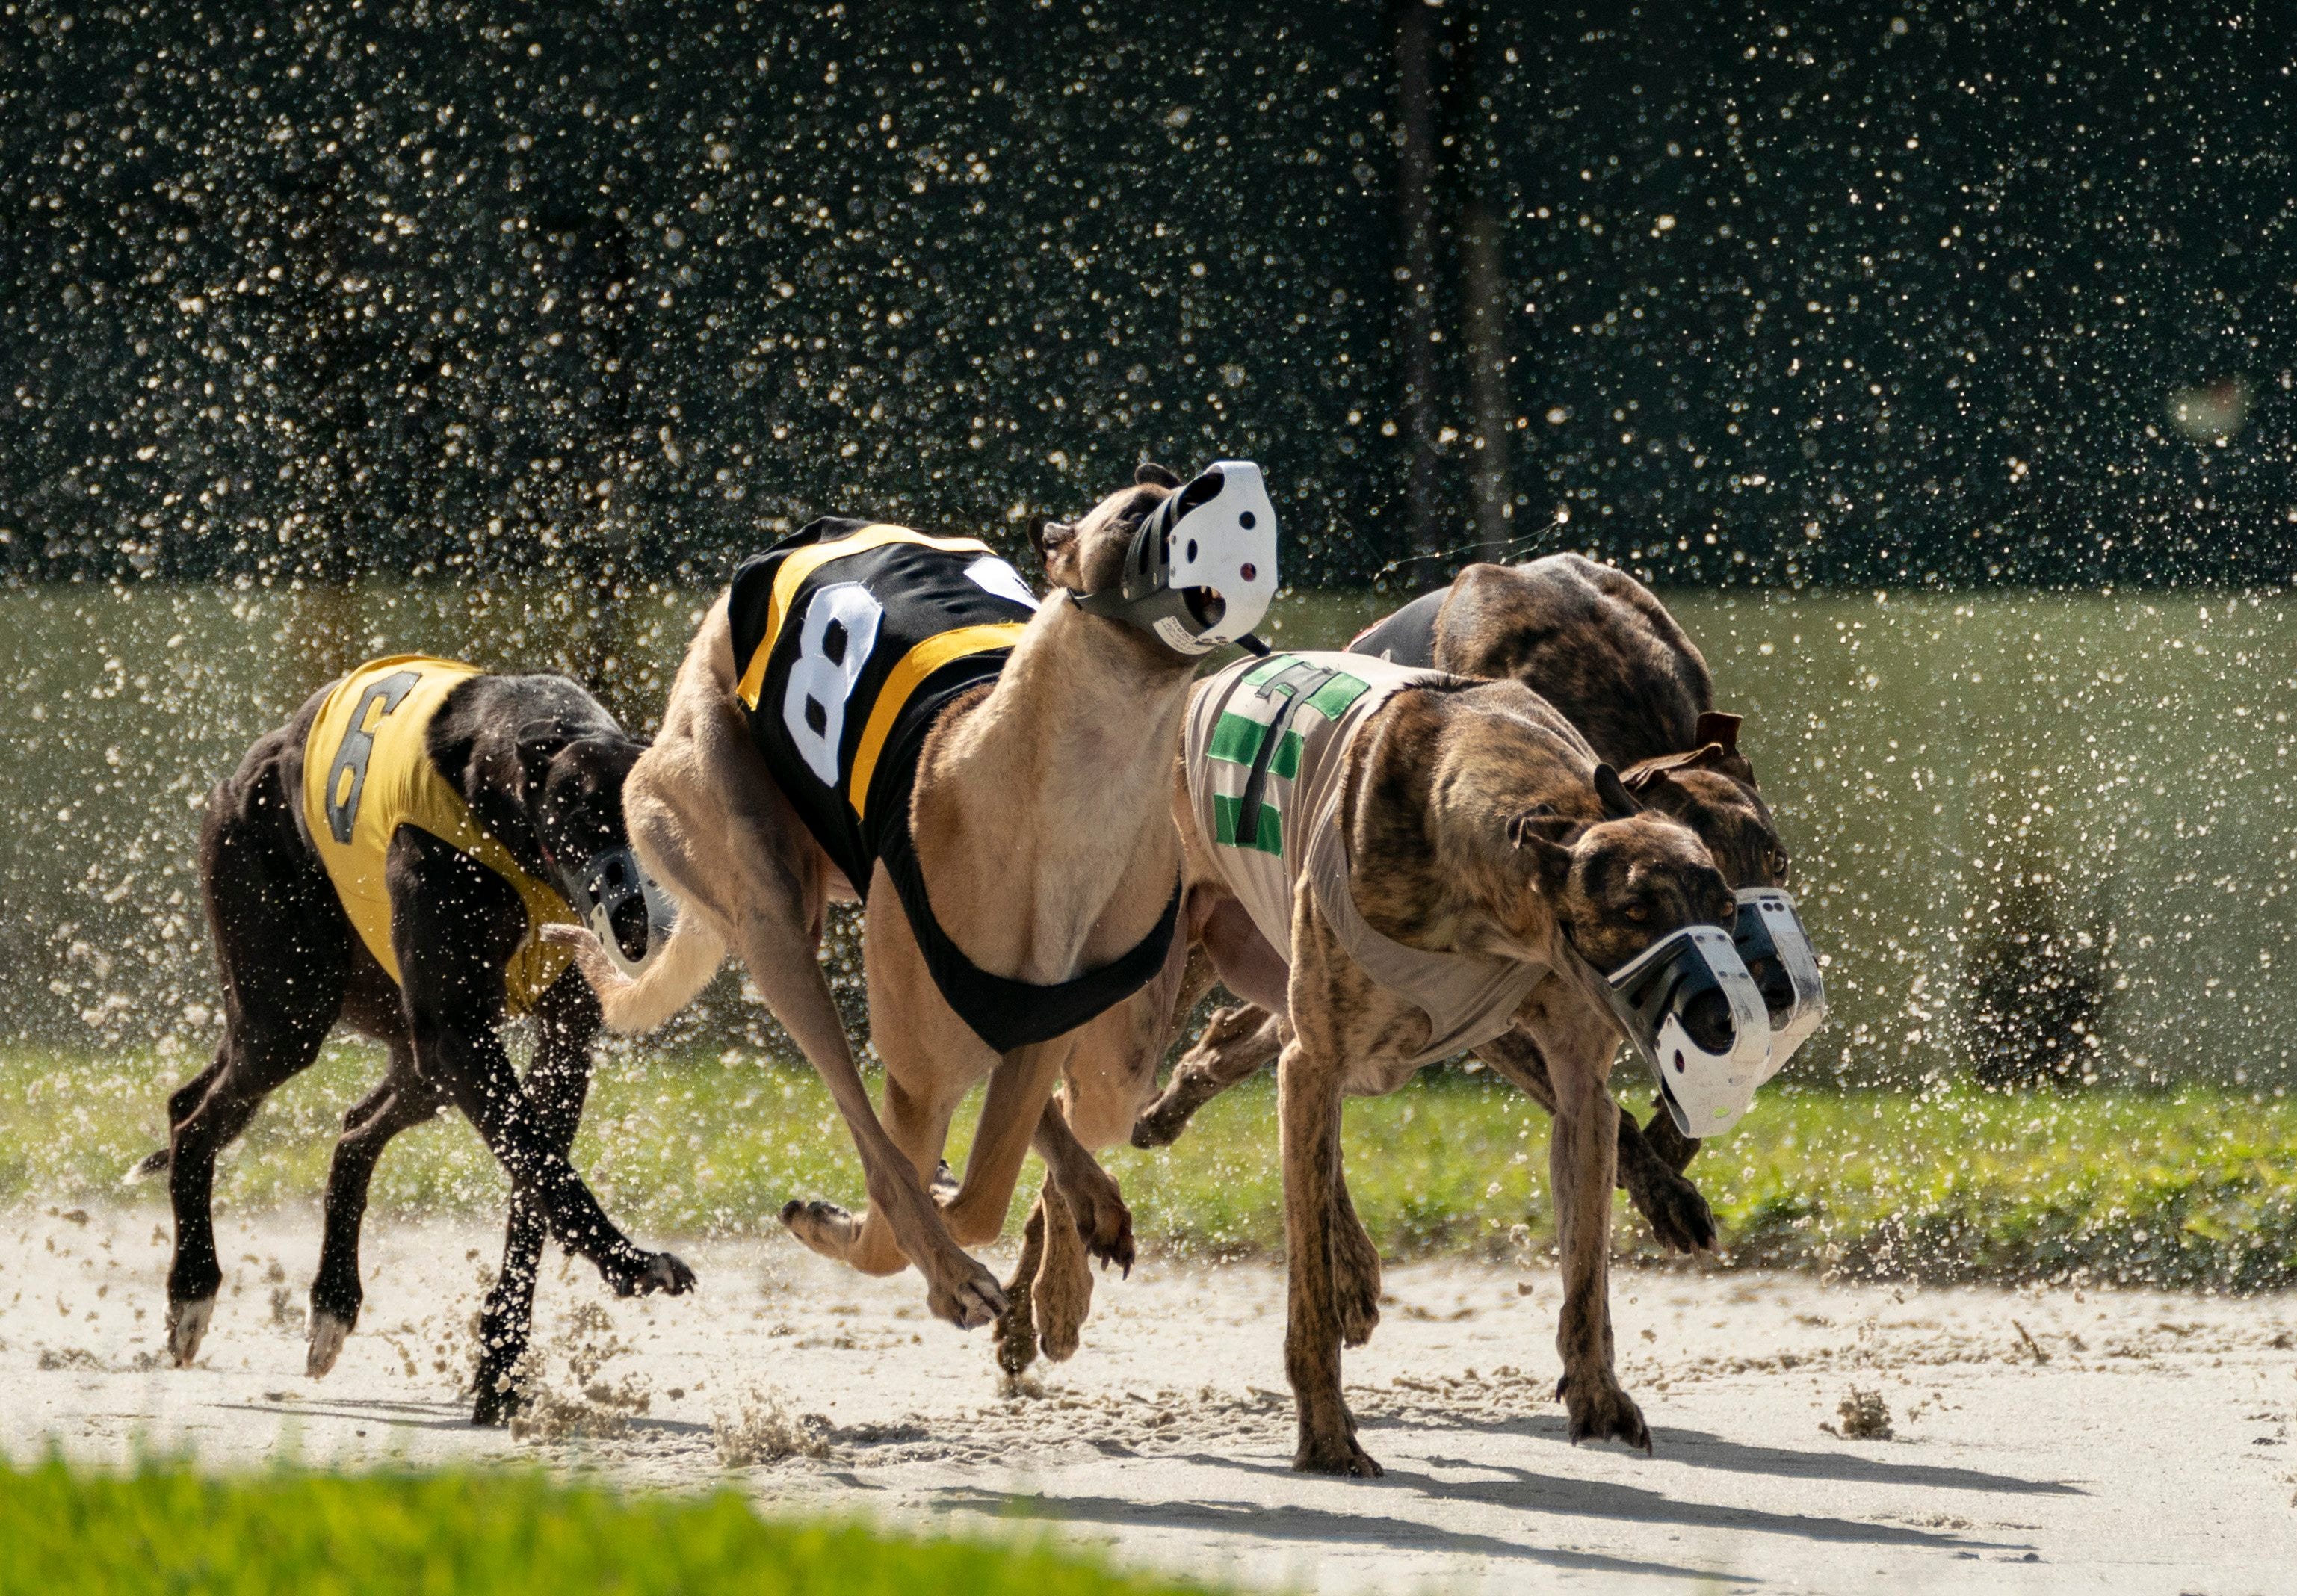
left=1694, top=711, right=1742, bottom=753
left=1693, top=711, right=1758, bottom=784
left=1507, top=806, right=1578, bottom=897
left=1593, top=763, right=1641, bottom=820
left=1134, top=461, right=1183, bottom=489
left=1620, top=741, right=1743, bottom=796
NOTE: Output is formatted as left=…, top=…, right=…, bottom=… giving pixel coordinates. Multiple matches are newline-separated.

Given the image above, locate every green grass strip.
left=0, top=1459, right=1217, bottom=1596
left=7, top=1042, right=2297, bottom=1291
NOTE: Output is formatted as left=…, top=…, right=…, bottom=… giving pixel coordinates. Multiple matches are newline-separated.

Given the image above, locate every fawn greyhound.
left=548, top=464, right=1275, bottom=1331
left=143, top=660, right=689, bottom=1423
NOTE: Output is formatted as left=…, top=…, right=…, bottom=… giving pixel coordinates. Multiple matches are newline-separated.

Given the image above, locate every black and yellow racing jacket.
left=729, top=519, right=1177, bottom=1054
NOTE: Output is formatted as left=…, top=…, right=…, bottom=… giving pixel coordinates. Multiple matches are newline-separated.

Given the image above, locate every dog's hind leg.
left=1131, top=1003, right=1285, bottom=1149
left=168, top=779, right=348, bottom=1367
left=307, top=1045, right=446, bottom=1379
left=1027, top=1179, right=1096, bottom=1362
left=471, top=972, right=602, bottom=1425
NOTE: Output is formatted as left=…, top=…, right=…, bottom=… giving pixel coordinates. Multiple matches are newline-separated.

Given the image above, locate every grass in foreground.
left=0, top=1459, right=1211, bottom=1596
left=3, top=1042, right=2293, bottom=1290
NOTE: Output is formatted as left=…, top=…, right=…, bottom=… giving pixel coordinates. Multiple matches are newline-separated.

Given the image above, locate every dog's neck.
left=912, top=591, right=1197, bottom=983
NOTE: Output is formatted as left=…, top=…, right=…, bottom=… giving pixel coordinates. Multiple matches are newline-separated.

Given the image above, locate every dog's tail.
left=542, top=912, right=726, bottom=1036
left=125, top=1146, right=170, bottom=1184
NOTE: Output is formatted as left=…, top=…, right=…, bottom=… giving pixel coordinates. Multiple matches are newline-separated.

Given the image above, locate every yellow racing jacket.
left=300, top=655, right=577, bottom=1013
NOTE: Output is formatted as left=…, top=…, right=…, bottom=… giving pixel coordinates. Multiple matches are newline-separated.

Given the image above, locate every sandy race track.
left=4, top=1204, right=2294, bottom=1594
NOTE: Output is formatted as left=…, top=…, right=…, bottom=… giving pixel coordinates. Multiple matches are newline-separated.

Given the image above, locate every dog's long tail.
left=542, top=911, right=726, bottom=1036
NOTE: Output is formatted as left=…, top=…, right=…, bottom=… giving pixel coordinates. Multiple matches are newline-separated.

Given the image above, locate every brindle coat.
left=142, top=673, right=690, bottom=1423
left=1199, top=675, right=1737, bottom=1472
left=1131, top=554, right=1791, bottom=1234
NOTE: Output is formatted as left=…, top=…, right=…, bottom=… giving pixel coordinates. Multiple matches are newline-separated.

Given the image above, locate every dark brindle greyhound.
left=1130, top=554, right=1792, bottom=1242
left=139, top=659, right=691, bottom=1423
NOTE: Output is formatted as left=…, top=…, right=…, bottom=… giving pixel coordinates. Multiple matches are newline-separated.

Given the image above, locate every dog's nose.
left=1679, top=989, right=1735, bottom=1054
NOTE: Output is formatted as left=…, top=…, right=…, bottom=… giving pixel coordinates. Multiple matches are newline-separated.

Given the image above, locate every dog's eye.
left=1624, top=903, right=1649, bottom=922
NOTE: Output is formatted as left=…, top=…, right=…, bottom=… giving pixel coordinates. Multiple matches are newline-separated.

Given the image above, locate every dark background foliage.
left=6, top=1, right=2293, bottom=591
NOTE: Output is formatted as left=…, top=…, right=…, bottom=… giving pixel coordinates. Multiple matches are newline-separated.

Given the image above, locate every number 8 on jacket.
left=729, top=518, right=1039, bottom=904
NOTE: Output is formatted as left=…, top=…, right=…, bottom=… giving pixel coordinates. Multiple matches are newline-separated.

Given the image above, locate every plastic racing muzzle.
left=559, top=847, right=678, bottom=980
left=1079, top=460, right=1278, bottom=655
left=1732, top=886, right=1828, bottom=1081
left=1602, top=923, right=1772, bottom=1137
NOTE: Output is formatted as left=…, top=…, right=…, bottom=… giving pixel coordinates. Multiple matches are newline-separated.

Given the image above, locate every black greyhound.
left=140, top=661, right=693, bottom=1423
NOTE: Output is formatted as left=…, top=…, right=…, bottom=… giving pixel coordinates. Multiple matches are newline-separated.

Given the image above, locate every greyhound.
left=1134, top=554, right=1791, bottom=1228
left=141, top=661, right=690, bottom=1423
left=548, top=464, right=1270, bottom=1333
left=1164, top=655, right=1750, bottom=1472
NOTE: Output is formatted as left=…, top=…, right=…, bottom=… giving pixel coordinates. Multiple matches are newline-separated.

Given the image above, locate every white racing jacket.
left=1184, top=651, right=1552, bottom=1066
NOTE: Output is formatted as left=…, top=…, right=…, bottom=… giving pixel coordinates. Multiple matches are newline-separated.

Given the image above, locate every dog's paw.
left=1069, top=1185, right=1134, bottom=1278
left=1032, top=1223, right=1095, bottom=1364
left=1557, top=1369, right=1652, bottom=1453
left=166, top=1296, right=215, bottom=1368
left=1128, top=1091, right=1194, bottom=1150
left=625, top=1251, right=695, bottom=1297
left=1332, top=1230, right=1384, bottom=1349
left=780, top=1198, right=859, bottom=1261
left=1627, top=1160, right=1719, bottom=1255
left=305, top=1308, right=354, bottom=1379
left=925, top=1255, right=1007, bottom=1331
left=471, top=1376, right=522, bottom=1429
left=930, top=1160, right=961, bottom=1202
left=1293, top=1424, right=1384, bottom=1478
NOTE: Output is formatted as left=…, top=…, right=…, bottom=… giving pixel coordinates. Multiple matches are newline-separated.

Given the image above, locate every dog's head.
left=533, top=734, right=654, bottom=964
left=1030, top=460, right=1179, bottom=594
left=1618, top=713, right=1787, bottom=889
left=1509, top=766, right=1743, bottom=1051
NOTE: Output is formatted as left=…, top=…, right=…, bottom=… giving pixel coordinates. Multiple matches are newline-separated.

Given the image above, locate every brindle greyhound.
left=1133, top=554, right=1789, bottom=1227
left=1173, top=665, right=1738, bottom=1471
left=548, top=468, right=1209, bottom=1332
left=141, top=669, right=690, bottom=1423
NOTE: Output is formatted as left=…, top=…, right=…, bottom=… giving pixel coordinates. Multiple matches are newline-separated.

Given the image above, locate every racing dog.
left=1132, top=554, right=1790, bottom=1236
left=140, top=658, right=690, bottom=1423
left=548, top=464, right=1276, bottom=1331
left=1166, top=653, right=1752, bottom=1472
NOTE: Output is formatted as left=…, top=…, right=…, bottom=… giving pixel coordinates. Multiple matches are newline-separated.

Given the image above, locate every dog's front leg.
left=308, top=1045, right=447, bottom=1381
left=1477, top=1024, right=1716, bottom=1255
left=469, top=974, right=602, bottom=1424
left=396, top=864, right=692, bottom=1302
left=937, top=1039, right=1070, bottom=1249
left=1279, top=1027, right=1379, bottom=1476
left=1544, top=1015, right=1651, bottom=1453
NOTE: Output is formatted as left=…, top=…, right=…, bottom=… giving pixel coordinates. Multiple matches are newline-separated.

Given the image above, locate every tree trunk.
left=1391, top=0, right=1441, bottom=561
